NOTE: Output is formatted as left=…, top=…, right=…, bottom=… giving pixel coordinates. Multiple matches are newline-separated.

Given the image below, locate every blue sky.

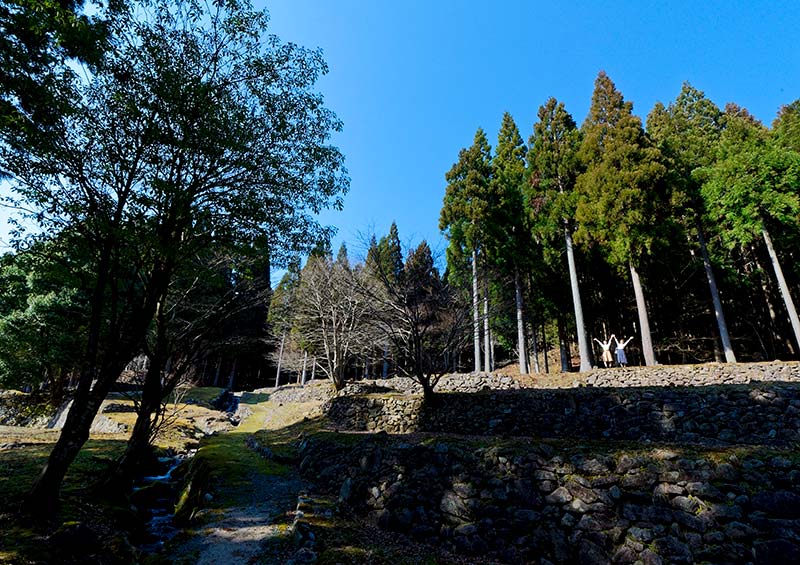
left=261, top=0, right=800, bottom=275
left=2, top=0, right=800, bottom=281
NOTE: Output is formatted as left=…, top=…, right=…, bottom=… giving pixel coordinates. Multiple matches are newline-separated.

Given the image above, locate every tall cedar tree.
left=700, top=107, right=800, bottom=351
left=489, top=113, right=529, bottom=374
left=575, top=71, right=667, bottom=366
left=440, top=128, right=493, bottom=372
left=528, top=98, right=592, bottom=371
left=646, top=83, right=736, bottom=362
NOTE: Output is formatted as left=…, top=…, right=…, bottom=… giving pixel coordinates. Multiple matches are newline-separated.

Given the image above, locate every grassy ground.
left=0, top=387, right=233, bottom=564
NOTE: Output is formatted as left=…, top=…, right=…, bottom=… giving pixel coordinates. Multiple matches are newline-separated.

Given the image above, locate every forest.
left=1, top=0, right=800, bottom=519
left=269, top=74, right=800, bottom=390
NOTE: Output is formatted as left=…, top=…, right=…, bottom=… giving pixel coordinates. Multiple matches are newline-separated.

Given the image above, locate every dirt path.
left=175, top=472, right=303, bottom=564
left=165, top=392, right=326, bottom=564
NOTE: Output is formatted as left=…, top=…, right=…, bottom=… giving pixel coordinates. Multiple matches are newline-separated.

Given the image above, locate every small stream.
left=134, top=389, right=242, bottom=553
left=133, top=451, right=195, bottom=553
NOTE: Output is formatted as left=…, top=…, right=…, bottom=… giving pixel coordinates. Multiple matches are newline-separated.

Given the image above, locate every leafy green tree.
left=488, top=112, right=529, bottom=373
left=700, top=108, right=800, bottom=351
left=575, top=71, right=667, bottom=366
left=647, top=83, right=736, bottom=362
left=440, top=128, right=493, bottom=372
left=1, top=0, right=347, bottom=510
left=0, top=238, right=88, bottom=400
left=772, top=100, right=800, bottom=152
left=0, top=0, right=111, bottom=141
left=528, top=97, right=592, bottom=371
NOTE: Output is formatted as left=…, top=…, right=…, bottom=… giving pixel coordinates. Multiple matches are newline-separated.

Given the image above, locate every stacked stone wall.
left=305, top=363, right=800, bottom=562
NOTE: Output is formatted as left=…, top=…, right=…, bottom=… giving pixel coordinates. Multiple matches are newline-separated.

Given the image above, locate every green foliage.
left=701, top=142, right=800, bottom=248
left=0, top=240, right=88, bottom=392
left=0, top=0, right=112, bottom=139
left=527, top=97, right=582, bottom=255
left=440, top=127, right=493, bottom=277
left=574, top=71, right=668, bottom=269
left=367, top=221, right=404, bottom=285
left=487, top=112, right=529, bottom=269
left=646, top=82, right=722, bottom=212
left=772, top=100, right=800, bottom=153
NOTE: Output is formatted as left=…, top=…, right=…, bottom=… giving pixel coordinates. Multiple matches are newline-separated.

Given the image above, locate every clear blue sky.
left=2, top=0, right=800, bottom=280
left=261, top=0, right=800, bottom=275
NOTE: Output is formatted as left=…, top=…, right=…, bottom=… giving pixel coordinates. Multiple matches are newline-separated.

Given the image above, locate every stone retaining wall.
left=325, top=383, right=800, bottom=446
left=583, top=362, right=800, bottom=388
left=324, top=363, right=800, bottom=446
left=299, top=434, right=800, bottom=564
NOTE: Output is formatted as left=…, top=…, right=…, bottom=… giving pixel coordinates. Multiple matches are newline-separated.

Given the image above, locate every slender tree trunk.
left=382, top=342, right=388, bottom=378
left=565, top=227, right=592, bottom=371
left=27, top=244, right=172, bottom=510
left=483, top=290, right=491, bottom=373
left=26, top=239, right=116, bottom=509
left=490, top=333, right=496, bottom=372
left=762, top=227, right=800, bottom=353
left=530, top=320, right=540, bottom=374
left=227, top=359, right=237, bottom=390
left=113, top=299, right=170, bottom=485
left=275, top=333, right=285, bottom=388
left=514, top=268, right=528, bottom=374
left=629, top=262, right=656, bottom=366
left=697, top=226, right=736, bottom=362
left=301, top=352, right=308, bottom=385
left=213, top=358, right=222, bottom=387
left=311, top=358, right=316, bottom=381
left=557, top=316, right=570, bottom=372
left=472, top=249, right=481, bottom=372
left=542, top=322, right=549, bottom=373
left=752, top=249, right=786, bottom=356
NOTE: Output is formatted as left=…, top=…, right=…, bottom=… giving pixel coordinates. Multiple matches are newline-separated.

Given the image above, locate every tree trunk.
left=542, top=322, right=549, bottom=374
left=213, top=358, right=222, bottom=387
left=557, top=316, right=570, bottom=372
left=752, top=249, right=786, bottom=356
left=629, top=262, right=656, bottom=366
left=311, top=358, right=316, bottom=381
left=382, top=342, right=388, bottom=378
left=530, top=320, right=540, bottom=374
left=483, top=290, right=491, bottom=373
left=26, top=401, right=97, bottom=511
left=762, top=227, right=800, bottom=353
left=113, top=304, right=169, bottom=485
left=565, top=227, right=592, bottom=371
left=697, top=225, right=736, bottom=362
left=472, top=249, right=481, bottom=372
left=514, top=267, right=528, bottom=374
left=227, top=359, right=237, bottom=390
left=301, top=352, right=308, bottom=385
left=275, top=332, right=285, bottom=388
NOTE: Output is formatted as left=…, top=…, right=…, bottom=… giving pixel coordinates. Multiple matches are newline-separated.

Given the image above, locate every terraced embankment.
left=297, top=362, right=800, bottom=564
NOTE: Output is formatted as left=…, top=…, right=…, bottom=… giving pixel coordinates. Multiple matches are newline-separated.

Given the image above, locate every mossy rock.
left=173, top=458, right=211, bottom=525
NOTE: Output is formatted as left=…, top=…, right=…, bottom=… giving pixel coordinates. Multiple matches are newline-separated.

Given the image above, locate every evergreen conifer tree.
left=490, top=113, right=529, bottom=373
left=700, top=108, right=800, bottom=351
left=528, top=98, right=592, bottom=371
left=575, top=71, right=667, bottom=366
left=647, top=83, right=736, bottom=362
left=440, top=128, right=493, bottom=372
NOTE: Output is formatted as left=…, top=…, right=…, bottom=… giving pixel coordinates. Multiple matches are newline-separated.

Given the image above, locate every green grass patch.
left=176, top=386, right=225, bottom=408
